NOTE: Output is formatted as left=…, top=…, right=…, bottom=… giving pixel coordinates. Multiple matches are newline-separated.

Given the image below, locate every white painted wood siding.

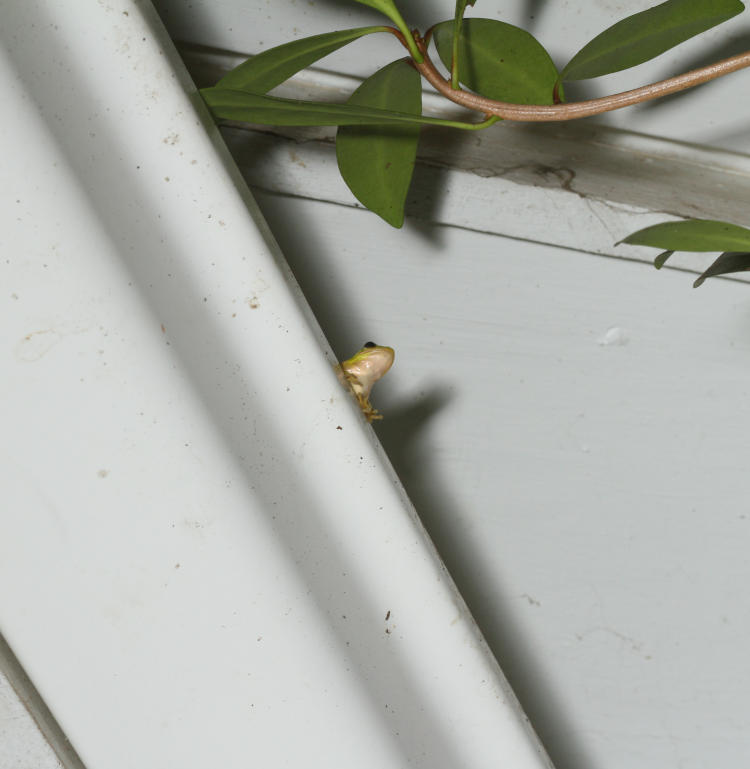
left=5, top=2, right=750, bottom=769
left=147, top=2, right=750, bottom=767
left=253, top=190, right=750, bottom=769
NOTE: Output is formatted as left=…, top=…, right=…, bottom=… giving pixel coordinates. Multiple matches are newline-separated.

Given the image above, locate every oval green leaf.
left=336, top=59, right=422, bottom=228
left=201, top=87, right=480, bottom=128
left=217, top=27, right=389, bottom=94
left=353, top=0, right=403, bottom=18
left=620, top=219, right=750, bottom=252
left=433, top=18, right=558, bottom=104
left=694, top=252, right=750, bottom=286
left=561, top=0, right=744, bottom=81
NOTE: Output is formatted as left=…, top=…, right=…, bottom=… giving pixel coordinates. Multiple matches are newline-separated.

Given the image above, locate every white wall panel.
left=253, top=189, right=750, bottom=769
left=6, top=1, right=750, bottom=767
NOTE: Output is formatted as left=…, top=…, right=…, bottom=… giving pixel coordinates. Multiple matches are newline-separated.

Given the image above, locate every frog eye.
left=364, top=341, right=377, bottom=348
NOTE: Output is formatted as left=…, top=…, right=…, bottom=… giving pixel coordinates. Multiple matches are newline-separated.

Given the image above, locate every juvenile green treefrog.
left=336, top=342, right=395, bottom=422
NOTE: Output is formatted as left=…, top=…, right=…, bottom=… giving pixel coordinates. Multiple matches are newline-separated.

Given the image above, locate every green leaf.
left=353, top=0, right=406, bottom=24
left=352, top=0, right=423, bottom=60
left=336, top=59, right=422, bottom=228
left=654, top=250, right=674, bottom=269
left=620, top=219, right=750, bottom=252
left=433, top=18, right=558, bottom=104
left=561, top=0, right=744, bottom=81
left=217, top=27, right=388, bottom=94
left=694, top=252, right=750, bottom=286
left=201, top=87, right=482, bottom=128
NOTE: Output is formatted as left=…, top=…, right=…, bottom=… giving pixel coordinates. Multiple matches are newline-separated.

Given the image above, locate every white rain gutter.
left=0, top=2, right=553, bottom=767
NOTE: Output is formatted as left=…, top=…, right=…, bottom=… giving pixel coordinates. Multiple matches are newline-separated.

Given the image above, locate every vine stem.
left=388, top=28, right=750, bottom=122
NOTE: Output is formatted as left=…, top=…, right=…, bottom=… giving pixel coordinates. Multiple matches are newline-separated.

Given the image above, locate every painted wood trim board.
left=0, top=2, right=552, bottom=767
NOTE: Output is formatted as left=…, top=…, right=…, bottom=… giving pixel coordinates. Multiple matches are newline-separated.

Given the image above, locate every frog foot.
left=356, top=393, right=383, bottom=423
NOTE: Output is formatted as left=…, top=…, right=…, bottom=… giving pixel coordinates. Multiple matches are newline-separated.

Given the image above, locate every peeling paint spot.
left=16, top=329, right=63, bottom=361
left=289, top=150, right=306, bottom=167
